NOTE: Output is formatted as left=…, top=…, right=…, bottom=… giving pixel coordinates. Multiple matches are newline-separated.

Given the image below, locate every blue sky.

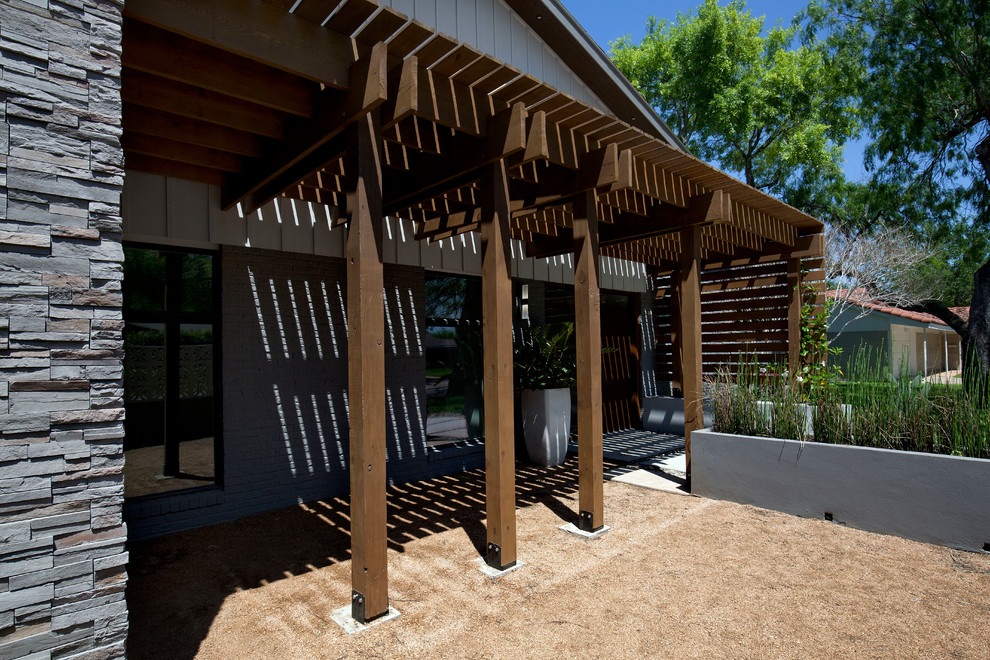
left=559, top=0, right=868, bottom=181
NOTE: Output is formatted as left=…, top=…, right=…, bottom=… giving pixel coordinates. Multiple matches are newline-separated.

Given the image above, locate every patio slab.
left=125, top=457, right=990, bottom=660
left=568, top=429, right=685, bottom=463
left=609, top=467, right=688, bottom=495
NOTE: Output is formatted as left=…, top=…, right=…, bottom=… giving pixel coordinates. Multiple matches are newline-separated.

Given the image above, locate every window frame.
left=122, top=241, right=224, bottom=500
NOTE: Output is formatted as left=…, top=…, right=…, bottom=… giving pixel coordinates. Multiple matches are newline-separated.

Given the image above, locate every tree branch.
left=905, top=301, right=969, bottom=337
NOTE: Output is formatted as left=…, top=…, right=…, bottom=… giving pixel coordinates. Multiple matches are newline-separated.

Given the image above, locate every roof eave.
left=503, top=0, right=689, bottom=153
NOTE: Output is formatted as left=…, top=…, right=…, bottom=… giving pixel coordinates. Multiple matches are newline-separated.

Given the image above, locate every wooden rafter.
left=120, top=0, right=823, bottom=269
left=124, top=0, right=353, bottom=87
left=122, top=19, right=318, bottom=117
left=221, top=42, right=389, bottom=213
left=121, top=70, right=289, bottom=140
left=383, top=103, right=528, bottom=214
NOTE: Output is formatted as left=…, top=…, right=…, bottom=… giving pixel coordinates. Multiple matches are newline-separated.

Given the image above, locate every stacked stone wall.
left=1, top=1, right=127, bottom=658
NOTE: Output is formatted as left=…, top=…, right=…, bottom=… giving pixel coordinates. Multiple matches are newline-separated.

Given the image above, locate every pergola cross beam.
left=382, top=102, right=528, bottom=214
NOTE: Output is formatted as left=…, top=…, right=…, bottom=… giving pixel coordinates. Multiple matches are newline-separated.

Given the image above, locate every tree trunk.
left=964, top=259, right=990, bottom=400
left=976, top=134, right=990, bottom=185
left=966, top=132, right=990, bottom=399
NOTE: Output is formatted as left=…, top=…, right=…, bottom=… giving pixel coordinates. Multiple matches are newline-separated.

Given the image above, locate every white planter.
left=520, top=388, right=571, bottom=467
left=692, top=429, right=990, bottom=553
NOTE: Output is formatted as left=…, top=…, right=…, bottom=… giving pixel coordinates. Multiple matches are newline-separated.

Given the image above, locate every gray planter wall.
left=692, top=430, right=990, bottom=553
left=0, top=1, right=129, bottom=658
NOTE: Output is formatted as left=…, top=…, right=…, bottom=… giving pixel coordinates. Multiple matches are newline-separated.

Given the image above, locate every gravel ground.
left=126, top=458, right=990, bottom=659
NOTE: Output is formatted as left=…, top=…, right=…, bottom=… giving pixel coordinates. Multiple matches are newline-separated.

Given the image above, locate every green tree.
left=610, top=0, right=860, bottom=210
left=803, top=0, right=990, bottom=388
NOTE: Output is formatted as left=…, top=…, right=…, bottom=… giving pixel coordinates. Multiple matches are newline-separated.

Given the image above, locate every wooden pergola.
left=119, top=0, right=824, bottom=623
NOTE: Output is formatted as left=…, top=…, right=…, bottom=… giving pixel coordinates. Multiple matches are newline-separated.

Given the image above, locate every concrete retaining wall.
left=692, top=430, right=990, bottom=553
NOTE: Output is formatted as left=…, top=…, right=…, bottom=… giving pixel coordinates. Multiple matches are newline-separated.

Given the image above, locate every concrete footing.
left=559, top=522, right=611, bottom=539
left=474, top=557, right=526, bottom=579
left=330, top=605, right=402, bottom=634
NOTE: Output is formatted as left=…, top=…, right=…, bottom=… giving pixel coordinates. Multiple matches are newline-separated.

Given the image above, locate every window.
left=424, top=275, right=483, bottom=446
left=122, top=246, right=220, bottom=498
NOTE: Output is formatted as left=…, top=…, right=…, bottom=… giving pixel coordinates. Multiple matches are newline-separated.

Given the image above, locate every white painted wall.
left=120, top=171, right=651, bottom=292
left=378, top=0, right=606, bottom=111
left=889, top=323, right=959, bottom=378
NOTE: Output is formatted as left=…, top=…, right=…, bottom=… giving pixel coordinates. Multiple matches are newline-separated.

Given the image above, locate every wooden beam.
left=481, top=159, right=517, bottom=571
left=596, top=189, right=729, bottom=248
left=221, top=42, right=388, bottom=213
left=524, top=233, right=571, bottom=260
left=415, top=209, right=481, bottom=241
left=731, top=200, right=797, bottom=247
left=787, top=258, right=804, bottom=378
left=509, top=144, right=620, bottom=213
left=122, top=19, right=317, bottom=117
left=573, top=190, right=604, bottom=533
left=290, top=0, right=347, bottom=25
left=122, top=153, right=227, bottom=186
left=381, top=56, right=419, bottom=130
left=676, top=224, right=703, bottom=488
left=346, top=109, right=388, bottom=624
left=122, top=104, right=267, bottom=158
left=124, top=0, right=353, bottom=87
left=658, top=189, right=729, bottom=226
left=325, top=0, right=378, bottom=35
left=383, top=103, right=527, bottom=214
left=701, top=233, right=823, bottom=270
left=122, top=133, right=245, bottom=172
left=121, top=69, right=289, bottom=139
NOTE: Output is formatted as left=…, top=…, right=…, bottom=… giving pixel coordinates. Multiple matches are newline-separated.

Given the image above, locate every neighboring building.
left=1, top=0, right=824, bottom=655
left=827, top=291, right=966, bottom=379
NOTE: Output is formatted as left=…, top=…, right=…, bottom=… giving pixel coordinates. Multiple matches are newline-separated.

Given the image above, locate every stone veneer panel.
left=0, top=0, right=127, bottom=658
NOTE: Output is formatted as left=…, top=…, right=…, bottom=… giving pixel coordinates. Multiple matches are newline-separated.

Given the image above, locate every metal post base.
left=486, top=541, right=516, bottom=571
left=577, top=510, right=604, bottom=533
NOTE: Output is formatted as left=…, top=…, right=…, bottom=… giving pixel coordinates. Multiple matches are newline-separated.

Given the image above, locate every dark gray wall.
left=828, top=331, right=889, bottom=375
left=124, top=248, right=484, bottom=539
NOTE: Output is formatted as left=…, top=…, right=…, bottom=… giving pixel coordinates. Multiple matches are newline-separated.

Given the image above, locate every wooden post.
left=787, top=257, right=803, bottom=377
left=573, top=191, right=604, bottom=532
left=346, top=109, right=388, bottom=623
left=676, top=224, right=703, bottom=485
left=480, top=159, right=516, bottom=570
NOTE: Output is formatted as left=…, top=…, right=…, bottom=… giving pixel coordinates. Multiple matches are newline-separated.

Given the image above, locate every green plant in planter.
left=797, top=275, right=842, bottom=400
left=514, top=323, right=577, bottom=390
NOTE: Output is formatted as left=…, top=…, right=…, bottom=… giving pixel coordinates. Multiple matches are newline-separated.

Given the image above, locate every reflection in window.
left=424, top=275, right=484, bottom=446
left=123, top=246, right=219, bottom=498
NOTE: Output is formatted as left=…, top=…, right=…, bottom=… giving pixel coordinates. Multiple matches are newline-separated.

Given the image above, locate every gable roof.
left=825, top=289, right=968, bottom=329
left=503, top=0, right=687, bottom=151
left=121, top=0, right=824, bottom=270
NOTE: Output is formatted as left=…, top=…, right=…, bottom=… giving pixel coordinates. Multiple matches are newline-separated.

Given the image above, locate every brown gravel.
left=126, top=458, right=990, bottom=659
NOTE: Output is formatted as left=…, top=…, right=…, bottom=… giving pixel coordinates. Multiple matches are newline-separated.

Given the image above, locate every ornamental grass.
left=710, top=349, right=990, bottom=460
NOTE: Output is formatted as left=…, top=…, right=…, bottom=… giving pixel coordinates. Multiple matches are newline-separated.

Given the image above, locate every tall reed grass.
left=710, top=348, right=990, bottom=460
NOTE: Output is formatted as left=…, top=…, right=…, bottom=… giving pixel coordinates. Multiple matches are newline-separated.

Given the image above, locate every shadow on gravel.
left=125, top=456, right=609, bottom=660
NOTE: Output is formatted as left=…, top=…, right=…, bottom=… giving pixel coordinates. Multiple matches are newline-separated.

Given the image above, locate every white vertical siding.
left=374, top=0, right=608, bottom=111
left=122, top=174, right=650, bottom=292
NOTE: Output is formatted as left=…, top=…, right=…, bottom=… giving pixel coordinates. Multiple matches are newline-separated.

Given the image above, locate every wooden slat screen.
left=651, top=255, right=825, bottom=385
